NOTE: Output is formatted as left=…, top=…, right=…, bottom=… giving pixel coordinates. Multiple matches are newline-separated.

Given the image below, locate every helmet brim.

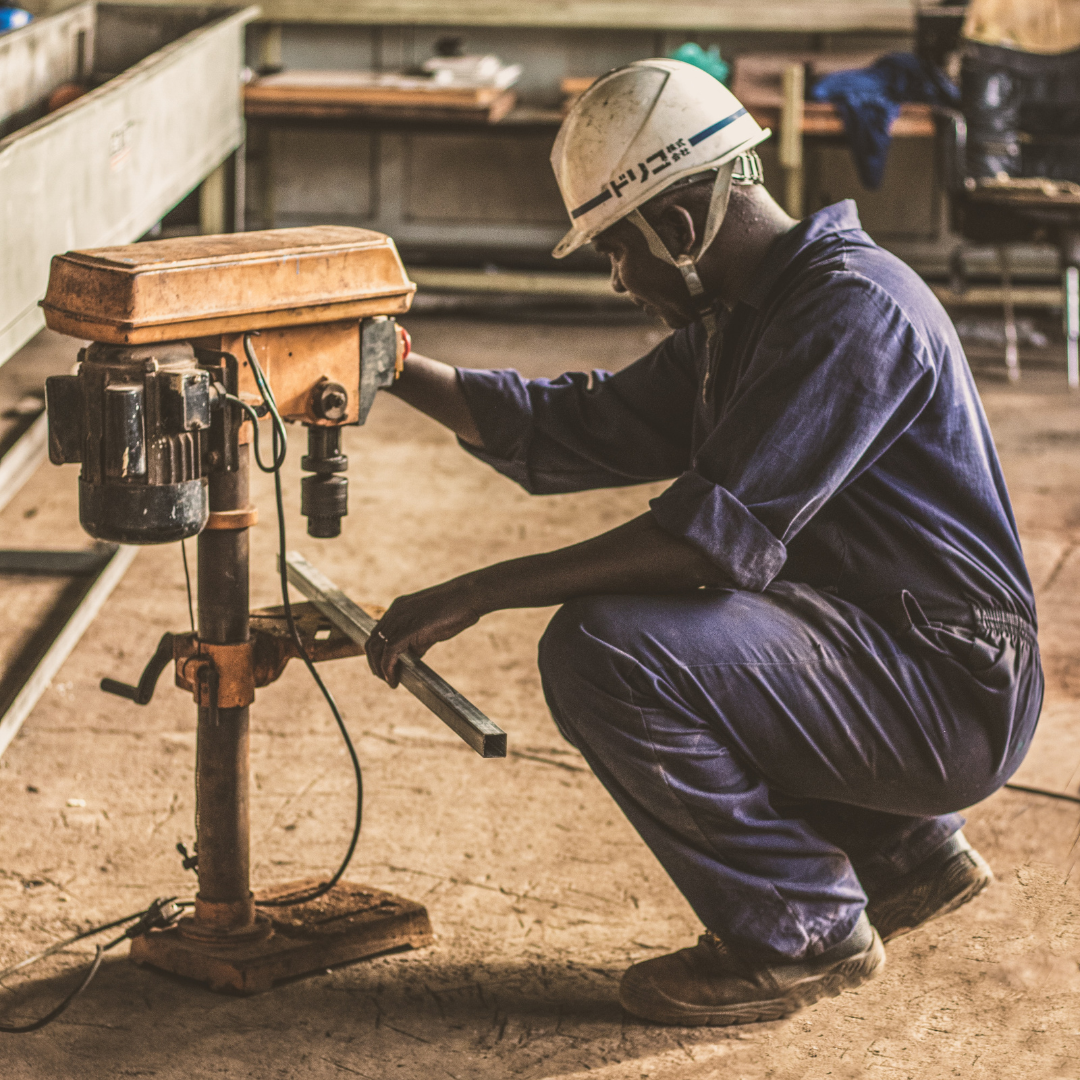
left=552, top=228, right=590, bottom=260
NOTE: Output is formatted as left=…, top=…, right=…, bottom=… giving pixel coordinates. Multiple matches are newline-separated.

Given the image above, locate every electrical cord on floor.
left=1003, top=782, right=1080, bottom=805
left=0, top=898, right=188, bottom=1033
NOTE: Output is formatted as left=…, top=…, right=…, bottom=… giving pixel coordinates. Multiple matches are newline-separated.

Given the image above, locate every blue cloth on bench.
left=809, top=52, right=959, bottom=189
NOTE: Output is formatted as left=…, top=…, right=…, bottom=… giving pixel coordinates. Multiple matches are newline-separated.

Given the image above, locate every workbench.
left=1, top=3, right=258, bottom=368
left=242, top=63, right=939, bottom=274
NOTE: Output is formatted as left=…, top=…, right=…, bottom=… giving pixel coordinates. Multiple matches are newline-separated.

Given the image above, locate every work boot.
left=619, top=912, right=884, bottom=1027
left=865, top=830, right=993, bottom=943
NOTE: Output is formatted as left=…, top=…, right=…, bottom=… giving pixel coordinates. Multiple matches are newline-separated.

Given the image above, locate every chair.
left=933, top=32, right=1080, bottom=386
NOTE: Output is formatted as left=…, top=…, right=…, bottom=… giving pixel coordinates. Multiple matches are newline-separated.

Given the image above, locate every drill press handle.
left=99, top=633, right=176, bottom=705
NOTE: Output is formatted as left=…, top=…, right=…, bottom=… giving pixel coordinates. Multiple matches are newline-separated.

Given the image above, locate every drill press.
left=40, top=227, right=505, bottom=993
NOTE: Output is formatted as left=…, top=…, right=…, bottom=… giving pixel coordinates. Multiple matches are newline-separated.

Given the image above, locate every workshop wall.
left=242, top=21, right=948, bottom=272
left=6, top=1, right=954, bottom=270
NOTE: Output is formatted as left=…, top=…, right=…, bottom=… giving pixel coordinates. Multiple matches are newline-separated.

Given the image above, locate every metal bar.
left=932, top=283, right=1064, bottom=309
left=0, top=543, right=138, bottom=759
left=1001, top=247, right=1020, bottom=382
left=1065, top=264, right=1079, bottom=390
left=0, top=412, right=47, bottom=516
left=199, top=160, right=228, bottom=237
left=0, top=548, right=114, bottom=575
left=176, top=0, right=917, bottom=34
left=408, top=267, right=628, bottom=299
left=285, top=552, right=507, bottom=758
left=779, top=62, right=805, bottom=220
left=230, top=142, right=246, bottom=234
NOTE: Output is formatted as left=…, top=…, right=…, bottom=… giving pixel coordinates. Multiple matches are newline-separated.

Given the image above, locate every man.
left=364, top=60, right=1043, bottom=1026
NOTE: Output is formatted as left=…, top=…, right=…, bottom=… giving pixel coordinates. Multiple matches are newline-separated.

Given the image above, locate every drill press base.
left=129, top=881, right=433, bottom=994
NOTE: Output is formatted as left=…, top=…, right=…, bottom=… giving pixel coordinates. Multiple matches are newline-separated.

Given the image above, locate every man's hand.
left=364, top=513, right=727, bottom=687
left=366, top=580, right=483, bottom=688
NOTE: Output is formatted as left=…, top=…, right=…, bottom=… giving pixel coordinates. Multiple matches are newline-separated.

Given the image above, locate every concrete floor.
left=0, top=318, right=1078, bottom=1079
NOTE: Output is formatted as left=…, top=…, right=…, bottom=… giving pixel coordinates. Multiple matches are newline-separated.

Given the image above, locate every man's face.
left=592, top=220, right=697, bottom=329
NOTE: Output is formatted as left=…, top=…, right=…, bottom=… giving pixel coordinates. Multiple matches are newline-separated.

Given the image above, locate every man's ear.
left=656, top=204, right=697, bottom=258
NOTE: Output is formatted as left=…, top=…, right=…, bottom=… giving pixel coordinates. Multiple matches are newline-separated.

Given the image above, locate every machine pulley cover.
left=40, top=227, right=416, bottom=343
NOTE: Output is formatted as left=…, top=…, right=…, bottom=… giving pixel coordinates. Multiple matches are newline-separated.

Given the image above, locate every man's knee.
left=539, top=595, right=632, bottom=681
left=539, top=595, right=638, bottom=745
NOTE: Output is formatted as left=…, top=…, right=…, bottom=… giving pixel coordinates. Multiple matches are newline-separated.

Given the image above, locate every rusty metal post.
left=183, top=445, right=269, bottom=942
left=780, top=62, right=805, bottom=220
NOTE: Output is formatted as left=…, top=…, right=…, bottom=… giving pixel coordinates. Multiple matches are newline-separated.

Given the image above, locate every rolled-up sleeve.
left=456, top=327, right=700, bottom=494
left=649, top=275, right=939, bottom=590
left=649, top=472, right=787, bottom=591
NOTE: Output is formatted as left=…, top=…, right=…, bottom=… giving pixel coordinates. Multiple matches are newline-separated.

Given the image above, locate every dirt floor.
left=1, top=316, right=1079, bottom=1079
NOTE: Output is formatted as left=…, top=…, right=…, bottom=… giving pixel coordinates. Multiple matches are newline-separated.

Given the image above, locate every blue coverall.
left=456, top=201, right=1043, bottom=962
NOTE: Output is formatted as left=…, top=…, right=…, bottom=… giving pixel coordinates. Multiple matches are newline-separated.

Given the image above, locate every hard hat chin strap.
left=627, top=159, right=737, bottom=305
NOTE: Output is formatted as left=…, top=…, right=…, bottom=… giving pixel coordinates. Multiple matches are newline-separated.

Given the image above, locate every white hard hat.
left=551, top=59, right=770, bottom=266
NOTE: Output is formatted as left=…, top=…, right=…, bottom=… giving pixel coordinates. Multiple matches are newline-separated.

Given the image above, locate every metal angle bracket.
left=0, top=543, right=137, bottom=759
left=284, top=551, right=507, bottom=758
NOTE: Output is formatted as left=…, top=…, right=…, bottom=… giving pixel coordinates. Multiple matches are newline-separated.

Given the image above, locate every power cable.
left=229, top=335, right=363, bottom=907
left=0, top=898, right=187, bottom=1033
left=1004, top=782, right=1080, bottom=805
left=180, top=539, right=195, bottom=634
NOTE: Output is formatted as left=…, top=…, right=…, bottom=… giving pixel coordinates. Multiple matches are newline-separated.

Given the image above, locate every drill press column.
left=185, top=446, right=268, bottom=940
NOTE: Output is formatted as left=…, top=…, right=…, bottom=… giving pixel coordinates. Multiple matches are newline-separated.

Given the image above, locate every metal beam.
left=0, top=412, right=47, bottom=516
left=88, top=0, right=916, bottom=33
left=932, top=284, right=1064, bottom=308
left=0, top=548, right=114, bottom=575
left=1, top=5, right=258, bottom=370
left=408, top=267, right=627, bottom=300
left=285, top=552, right=506, bottom=758
left=0, top=543, right=138, bottom=759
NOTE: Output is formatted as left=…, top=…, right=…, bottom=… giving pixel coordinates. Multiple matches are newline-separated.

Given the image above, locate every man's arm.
left=365, top=512, right=725, bottom=686
left=394, top=333, right=698, bottom=496
left=389, top=353, right=484, bottom=448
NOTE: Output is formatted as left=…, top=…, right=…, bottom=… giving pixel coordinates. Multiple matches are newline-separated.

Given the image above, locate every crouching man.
left=364, top=61, right=1043, bottom=1026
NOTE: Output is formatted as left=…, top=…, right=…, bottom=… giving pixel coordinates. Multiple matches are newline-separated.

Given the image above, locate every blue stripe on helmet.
left=570, top=187, right=614, bottom=220
left=688, top=107, right=748, bottom=147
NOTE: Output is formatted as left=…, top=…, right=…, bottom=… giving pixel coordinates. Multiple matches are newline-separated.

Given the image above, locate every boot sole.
left=619, top=931, right=886, bottom=1027
left=869, top=850, right=994, bottom=944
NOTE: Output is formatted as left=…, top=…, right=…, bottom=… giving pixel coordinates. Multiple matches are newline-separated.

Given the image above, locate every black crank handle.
left=100, top=633, right=175, bottom=706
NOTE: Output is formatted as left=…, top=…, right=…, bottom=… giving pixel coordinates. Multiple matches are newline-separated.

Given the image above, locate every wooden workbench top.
left=751, top=101, right=935, bottom=138
left=245, top=70, right=518, bottom=124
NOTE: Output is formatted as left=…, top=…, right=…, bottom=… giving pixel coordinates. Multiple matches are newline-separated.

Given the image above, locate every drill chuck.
left=301, top=426, right=348, bottom=538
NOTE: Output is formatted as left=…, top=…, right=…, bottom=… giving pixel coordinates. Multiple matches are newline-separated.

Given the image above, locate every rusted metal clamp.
left=204, top=506, right=258, bottom=530
left=98, top=603, right=367, bottom=714
left=174, top=639, right=256, bottom=709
